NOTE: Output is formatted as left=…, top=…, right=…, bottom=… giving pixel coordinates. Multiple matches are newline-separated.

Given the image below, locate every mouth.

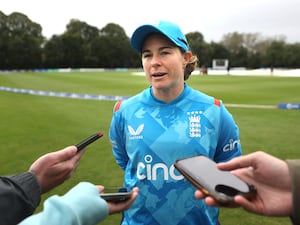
left=152, top=72, right=167, bottom=78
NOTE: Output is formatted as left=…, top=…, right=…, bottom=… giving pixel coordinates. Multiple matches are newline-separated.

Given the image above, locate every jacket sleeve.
left=214, top=103, right=242, bottom=162
left=0, top=171, right=41, bottom=225
left=286, top=160, right=300, bottom=225
left=19, top=182, right=109, bottom=225
left=109, top=103, right=129, bottom=170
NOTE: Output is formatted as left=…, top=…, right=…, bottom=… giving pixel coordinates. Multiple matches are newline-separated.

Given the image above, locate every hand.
left=195, top=151, right=293, bottom=217
left=98, top=186, right=139, bottom=214
left=29, top=146, right=84, bottom=193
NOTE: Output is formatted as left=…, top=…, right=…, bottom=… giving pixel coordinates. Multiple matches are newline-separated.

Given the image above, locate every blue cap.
left=130, top=20, right=190, bottom=52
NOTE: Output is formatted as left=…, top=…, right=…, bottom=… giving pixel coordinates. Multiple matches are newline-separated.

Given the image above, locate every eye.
left=160, top=50, right=171, bottom=56
left=142, top=53, right=152, bottom=58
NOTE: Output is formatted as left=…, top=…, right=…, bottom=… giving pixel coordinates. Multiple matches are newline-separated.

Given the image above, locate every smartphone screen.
left=174, top=155, right=256, bottom=204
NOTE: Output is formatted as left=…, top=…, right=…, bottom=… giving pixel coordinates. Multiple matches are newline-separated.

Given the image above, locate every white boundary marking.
left=225, top=103, right=277, bottom=109
left=2, top=86, right=300, bottom=109
left=1, top=86, right=282, bottom=109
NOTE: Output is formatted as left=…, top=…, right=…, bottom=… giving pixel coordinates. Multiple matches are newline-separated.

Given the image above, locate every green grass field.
left=1, top=71, right=300, bottom=225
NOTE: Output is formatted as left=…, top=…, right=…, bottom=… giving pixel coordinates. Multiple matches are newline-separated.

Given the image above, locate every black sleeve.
left=286, top=160, right=300, bottom=225
left=0, top=172, right=41, bottom=225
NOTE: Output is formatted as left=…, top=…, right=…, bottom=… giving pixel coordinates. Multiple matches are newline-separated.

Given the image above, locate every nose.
left=150, top=54, right=161, bottom=67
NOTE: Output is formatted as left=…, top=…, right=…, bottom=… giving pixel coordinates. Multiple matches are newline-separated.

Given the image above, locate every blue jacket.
left=109, top=83, right=242, bottom=225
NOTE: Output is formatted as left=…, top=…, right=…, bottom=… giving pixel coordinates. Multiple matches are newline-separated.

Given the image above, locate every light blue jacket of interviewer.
left=19, top=182, right=109, bottom=225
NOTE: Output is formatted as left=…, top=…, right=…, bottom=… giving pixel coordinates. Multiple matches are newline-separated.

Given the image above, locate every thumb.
left=52, top=146, right=78, bottom=162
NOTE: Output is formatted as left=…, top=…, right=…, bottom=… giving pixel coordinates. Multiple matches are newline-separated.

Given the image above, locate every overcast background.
left=1, top=0, right=300, bottom=43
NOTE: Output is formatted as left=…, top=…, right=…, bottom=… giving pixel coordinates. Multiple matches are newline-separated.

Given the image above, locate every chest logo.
left=128, top=124, right=144, bottom=140
left=187, top=111, right=202, bottom=138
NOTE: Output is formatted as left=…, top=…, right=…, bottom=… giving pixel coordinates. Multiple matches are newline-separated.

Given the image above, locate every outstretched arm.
left=195, top=151, right=293, bottom=217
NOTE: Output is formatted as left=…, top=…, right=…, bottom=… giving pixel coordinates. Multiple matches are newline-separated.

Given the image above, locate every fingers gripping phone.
left=174, top=155, right=256, bottom=205
left=100, top=187, right=132, bottom=202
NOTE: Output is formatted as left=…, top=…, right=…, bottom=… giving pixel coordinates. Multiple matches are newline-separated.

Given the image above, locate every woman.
left=109, top=20, right=242, bottom=225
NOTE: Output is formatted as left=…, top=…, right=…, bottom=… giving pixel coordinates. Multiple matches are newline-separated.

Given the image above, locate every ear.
left=183, top=51, right=192, bottom=66
left=183, top=51, right=193, bottom=63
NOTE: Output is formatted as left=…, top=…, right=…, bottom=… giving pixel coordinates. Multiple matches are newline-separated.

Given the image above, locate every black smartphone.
left=76, top=132, right=103, bottom=152
left=174, top=155, right=256, bottom=205
left=100, top=187, right=132, bottom=202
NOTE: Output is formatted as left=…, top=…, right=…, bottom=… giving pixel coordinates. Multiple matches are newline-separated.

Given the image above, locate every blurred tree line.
left=1, top=11, right=300, bottom=70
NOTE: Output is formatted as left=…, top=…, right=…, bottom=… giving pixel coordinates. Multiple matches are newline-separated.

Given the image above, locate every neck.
left=152, top=83, right=184, bottom=102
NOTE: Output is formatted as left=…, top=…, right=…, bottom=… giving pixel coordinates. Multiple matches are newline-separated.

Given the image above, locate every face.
left=141, top=34, right=191, bottom=102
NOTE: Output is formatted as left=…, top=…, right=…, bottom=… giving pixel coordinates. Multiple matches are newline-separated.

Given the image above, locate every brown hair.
left=184, top=54, right=198, bottom=81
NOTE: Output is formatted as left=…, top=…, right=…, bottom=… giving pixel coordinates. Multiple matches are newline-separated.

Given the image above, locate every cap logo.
left=178, top=37, right=188, bottom=49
